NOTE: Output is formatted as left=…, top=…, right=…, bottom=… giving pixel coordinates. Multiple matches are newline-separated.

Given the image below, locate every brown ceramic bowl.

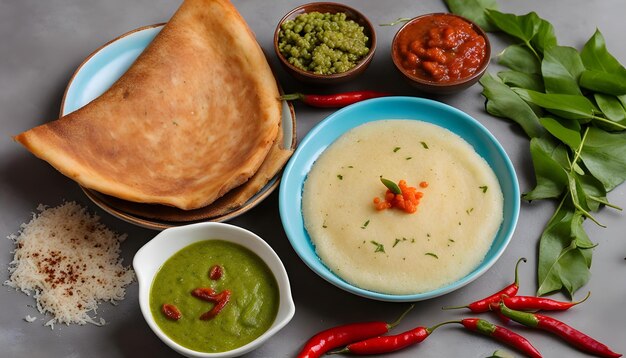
left=274, top=2, right=376, bottom=85
left=391, top=13, right=491, bottom=94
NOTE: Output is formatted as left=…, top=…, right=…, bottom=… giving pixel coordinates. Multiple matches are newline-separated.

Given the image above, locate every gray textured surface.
left=1, top=0, right=625, bottom=357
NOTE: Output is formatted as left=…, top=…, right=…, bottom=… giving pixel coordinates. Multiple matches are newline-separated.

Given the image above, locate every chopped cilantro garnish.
left=425, top=252, right=438, bottom=259
left=361, top=220, right=370, bottom=229
left=370, top=241, right=385, bottom=253
left=393, top=147, right=401, bottom=152
left=420, top=141, right=429, bottom=149
left=479, top=185, right=488, bottom=193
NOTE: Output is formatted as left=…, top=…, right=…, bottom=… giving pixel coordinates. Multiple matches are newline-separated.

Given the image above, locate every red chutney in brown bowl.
left=392, top=13, right=490, bottom=93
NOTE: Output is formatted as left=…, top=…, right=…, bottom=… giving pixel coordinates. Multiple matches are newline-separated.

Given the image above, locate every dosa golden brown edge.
left=14, top=0, right=281, bottom=210
left=83, top=105, right=295, bottom=224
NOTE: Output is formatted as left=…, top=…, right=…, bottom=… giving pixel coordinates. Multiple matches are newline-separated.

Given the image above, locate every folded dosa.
left=85, top=107, right=295, bottom=222
left=14, top=0, right=281, bottom=210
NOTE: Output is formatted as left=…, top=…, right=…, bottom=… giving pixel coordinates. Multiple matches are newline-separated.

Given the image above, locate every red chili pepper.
left=328, top=321, right=450, bottom=355
left=209, top=265, right=223, bottom=280
left=296, top=304, right=414, bottom=358
left=199, top=290, right=231, bottom=320
left=502, top=291, right=590, bottom=311
left=499, top=301, right=622, bottom=358
left=161, top=303, right=182, bottom=321
left=191, top=287, right=216, bottom=301
left=460, top=318, right=542, bottom=358
left=443, top=258, right=526, bottom=313
left=280, top=91, right=392, bottom=108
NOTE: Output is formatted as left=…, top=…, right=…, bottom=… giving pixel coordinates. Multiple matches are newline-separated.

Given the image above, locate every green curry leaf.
left=539, top=116, right=581, bottom=150
left=523, top=136, right=568, bottom=201
left=499, top=44, right=541, bottom=74
left=513, top=89, right=598, bottom=121
left=579, top=29, right=626, bottom=95
left=577, top=171, right=607, bottom=213
left=594, top=94, right=626, bottom=122
left=530, top=18, right=558, bottom=55
left=579, top=70, right=626, bottom=95
left=593, top=94, right=626, bottom=131
left=580, top=127, right=626, bottom=191
left=479, top=74, right=545, bottom=138
left=537, top=198, right=592, bottom=297
left=580, top=29, right=626, bottom=74
left=541, top=46, right=585, bottom=95
left=485, top=10, right=540, bottom=44
left=380, top=178, right=401, bottom=194
left=443, top=0, right=499, bottom=32
left=498, top=70, right=544, bottom=92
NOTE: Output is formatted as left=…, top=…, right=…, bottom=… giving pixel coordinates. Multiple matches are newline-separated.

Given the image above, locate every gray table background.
left=1, top=0, right=625, bottom=357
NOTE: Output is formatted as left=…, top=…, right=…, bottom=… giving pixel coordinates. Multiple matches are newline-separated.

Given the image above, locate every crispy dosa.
left=85, top=103, right=295, bottom=222
left=15, top=0, right=281, bottom=210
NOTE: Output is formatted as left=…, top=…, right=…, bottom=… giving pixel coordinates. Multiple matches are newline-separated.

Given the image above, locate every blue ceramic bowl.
left=279, top=96, right=520, bottom=302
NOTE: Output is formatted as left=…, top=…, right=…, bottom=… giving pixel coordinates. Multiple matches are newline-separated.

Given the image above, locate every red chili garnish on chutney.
left=374, top=179, right=424, bottom=213
left=209, top=264, right=223, bottom=280
left=162, top=303, right=182, bottom=321
left=199, top=290, right=231, bottom=320
left=192, top=287, right=231, bottom=320
left=191, top=287, right=216, bottom=300
left=394, top=14, right=486, bottom=82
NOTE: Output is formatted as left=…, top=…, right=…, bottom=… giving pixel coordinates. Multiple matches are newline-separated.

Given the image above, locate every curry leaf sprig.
left=446, top=5, right=626, bottom=297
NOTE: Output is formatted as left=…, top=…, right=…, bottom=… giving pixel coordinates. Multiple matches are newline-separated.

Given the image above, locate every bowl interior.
left=391, top=13, right=491, bottom=92
left=273, top=2, right=376, bottom=80
left=133, top=222, right=295, bottom=357
left=279, top=96, right=519, bottom=302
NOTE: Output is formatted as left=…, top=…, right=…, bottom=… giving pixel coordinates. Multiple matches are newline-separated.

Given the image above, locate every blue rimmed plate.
left=61, top=24, right=296, bottom=230
left=279, top=96, right=519, bottom=302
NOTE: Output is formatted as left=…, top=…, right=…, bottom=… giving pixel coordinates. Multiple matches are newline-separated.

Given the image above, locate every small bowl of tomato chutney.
left=391, top=13, right=491, bottom=94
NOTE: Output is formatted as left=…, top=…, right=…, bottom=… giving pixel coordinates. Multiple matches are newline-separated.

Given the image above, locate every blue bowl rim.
left=279, top=96, right=520, bottom=302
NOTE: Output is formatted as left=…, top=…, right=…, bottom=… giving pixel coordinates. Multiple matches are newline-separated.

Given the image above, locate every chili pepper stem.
left=573, top=291, right=591, bottom=305
left=326, top=348, right=348, bottom=355
left=279, top=93, right=305, bottom=101
left=427, top=320, right=461, bottom=334
left=513, top=257, right=527, bottom=288
left=388, top=304, right=415, bottom=329
left=441, top=304, right=468, bottom=310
